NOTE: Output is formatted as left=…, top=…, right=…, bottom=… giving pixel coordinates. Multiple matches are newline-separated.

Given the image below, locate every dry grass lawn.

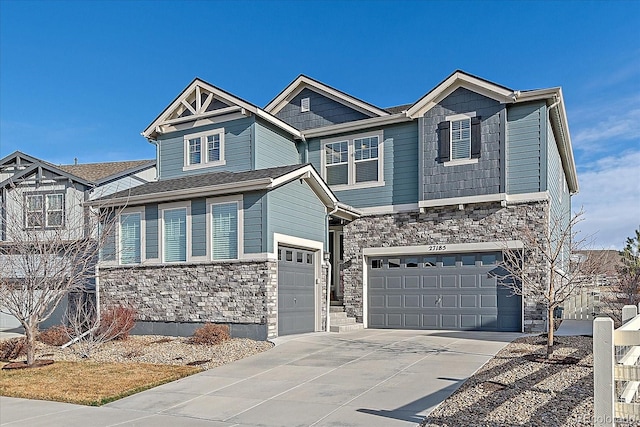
left=0, top=361, right=199, bottom=406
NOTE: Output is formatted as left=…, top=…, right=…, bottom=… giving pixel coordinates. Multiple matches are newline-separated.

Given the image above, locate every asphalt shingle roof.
left=59, top=160, right=154, bottom=183
left=384, top=104, right=413, bottom=114
left=103, top=164, right=306, bottom=200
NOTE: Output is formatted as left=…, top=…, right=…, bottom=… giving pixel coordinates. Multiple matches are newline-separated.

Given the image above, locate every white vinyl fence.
left=564, top=287, right=600, bottom=320
left=594, top=305, right=640, bottom=426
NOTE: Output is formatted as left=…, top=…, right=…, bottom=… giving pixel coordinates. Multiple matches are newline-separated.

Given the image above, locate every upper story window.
left=183, top=128, right=225, bottom=171
left=438, top=113, right=481, bottom=165
left=322, top=131, right=384, bottom=190
left=25, top=193, right=64, bottom=229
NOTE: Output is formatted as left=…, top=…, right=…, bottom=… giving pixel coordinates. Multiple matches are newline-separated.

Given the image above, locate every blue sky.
left=1, top=0, right=638, bottom=249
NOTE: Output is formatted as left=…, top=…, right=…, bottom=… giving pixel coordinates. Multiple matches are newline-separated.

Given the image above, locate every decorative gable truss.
left=143, top=79, right=301, bottom=141
left=0, top=151, right=91, bottom=189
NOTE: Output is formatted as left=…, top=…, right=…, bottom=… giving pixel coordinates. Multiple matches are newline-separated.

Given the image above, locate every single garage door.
left=368, top=252, right=520, bottom=331
left=278, top=246, right=316, bottom=336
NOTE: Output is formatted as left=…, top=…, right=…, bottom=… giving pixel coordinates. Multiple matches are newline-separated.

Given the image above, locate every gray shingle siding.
left=275, top=88, right=370, bottom=131
left=422, top=87, right=504, bottom=200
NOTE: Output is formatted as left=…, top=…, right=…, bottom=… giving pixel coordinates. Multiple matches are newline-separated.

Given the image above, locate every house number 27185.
left=428, top=245, right=447, bottom=251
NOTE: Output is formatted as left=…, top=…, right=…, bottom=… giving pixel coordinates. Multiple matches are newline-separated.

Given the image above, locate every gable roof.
left=406, top=70, right=515, bottom=119
left=142, top=78, right=302, bottom=141
left=58, top=159, right=155, bottom=184
left=264, top=74, right=390, bottom=118
left=0, top=151, right=93, bottom=188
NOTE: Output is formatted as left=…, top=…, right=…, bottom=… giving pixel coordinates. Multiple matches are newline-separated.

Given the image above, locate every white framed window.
left=207, top=195, right=243, bottom=261
left=183, top=128, right=225, bottom=171
left=441, top=112, right=479, bottom=165
left=24, top=192, right=65, bottom=229
left=119, top=209, right=144, bottom=265
left=321, top=131, right=384, bottom=190
left=160, top=202, right=190, bottom=263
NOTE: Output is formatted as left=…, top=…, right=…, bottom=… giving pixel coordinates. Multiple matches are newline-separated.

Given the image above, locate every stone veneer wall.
left=99, top=260, right=279, bottom=338
left=341, top=201, right=549, bottom=333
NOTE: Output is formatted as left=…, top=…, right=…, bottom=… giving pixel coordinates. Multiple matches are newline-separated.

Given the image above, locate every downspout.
left=325, top=203, right=339, bottom=333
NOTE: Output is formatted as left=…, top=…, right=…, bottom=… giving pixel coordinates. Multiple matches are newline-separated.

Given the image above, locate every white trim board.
left=362, top=240, right=524, bottom=257
left=418, top=191, right=550, bottom=209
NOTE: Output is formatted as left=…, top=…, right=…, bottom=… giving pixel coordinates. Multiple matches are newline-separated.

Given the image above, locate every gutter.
left=301, top=113, right=411, bottom=139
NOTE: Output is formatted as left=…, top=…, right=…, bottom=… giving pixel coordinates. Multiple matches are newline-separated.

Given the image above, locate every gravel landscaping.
left=421, top=335, right=594, bottom=427
left=13, top=335, right=274, bottom=371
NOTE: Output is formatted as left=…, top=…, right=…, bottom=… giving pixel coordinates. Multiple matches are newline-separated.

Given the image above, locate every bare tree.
left=499, top=209, right=604, bottom=356
left=0, top=186, right=119, bottom=366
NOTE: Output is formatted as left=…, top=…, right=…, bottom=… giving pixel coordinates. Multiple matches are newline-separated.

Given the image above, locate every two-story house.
left=96, top=70, right=577, bottom=339
left=0, top=151, right=156, bottom=331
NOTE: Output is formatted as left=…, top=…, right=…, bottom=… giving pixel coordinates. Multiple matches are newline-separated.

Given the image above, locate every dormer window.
left=183, top=128, right=226, bottom=171
left=301, top=97, right=310, bottom=112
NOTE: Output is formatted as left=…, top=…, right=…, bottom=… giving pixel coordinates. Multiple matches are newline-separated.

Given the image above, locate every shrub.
left=189, top=323, right=230, bottom=345
left=38, top=325, right=72, bottom=346
left=0, top=337, right=27, bottom=361
left=96, top=305, right=136, bottom=341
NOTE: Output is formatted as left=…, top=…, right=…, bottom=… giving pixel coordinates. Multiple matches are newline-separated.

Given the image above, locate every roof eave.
left=301, top=113, right=411, bottom=139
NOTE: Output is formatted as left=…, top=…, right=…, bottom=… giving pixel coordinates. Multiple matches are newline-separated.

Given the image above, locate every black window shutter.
left=471, top=116, right=482, bottom=158
left=438, top=121, right=450, bottom=162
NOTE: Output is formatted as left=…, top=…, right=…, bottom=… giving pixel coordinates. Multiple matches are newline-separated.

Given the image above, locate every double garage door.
left=368, top=252, right=521, bottom=331
left=278, top=246, right=316, bottom=336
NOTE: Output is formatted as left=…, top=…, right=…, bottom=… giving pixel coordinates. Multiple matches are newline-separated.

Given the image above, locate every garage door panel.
left=370, top=277, right=385, bottom=289
left=368, top=252, right=521, bottom=332
left=461, top=295, right=477, bottom=308
left=404, top=295, right=421, bottom=308
left=404, top=276, right=420, bottom=289
left=461, top=315, right=477, bottom=329
left=441, top=295, right=457, bottom=308
left=460, top=275, right=478, bottom=288
left=387, top=277, right=402, bottom=289
left=422, top=276, right=438, bottom=288
left=441, top=275, right=457, bottom=288
left=278, top=246, right=315, bottom=336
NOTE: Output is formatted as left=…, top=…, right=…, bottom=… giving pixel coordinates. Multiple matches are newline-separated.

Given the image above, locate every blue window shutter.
left=164, top=208, right=187, bottom=262
left=212, top=203, right=238, bottom=260
left=120, top=213, right=141, bottom=264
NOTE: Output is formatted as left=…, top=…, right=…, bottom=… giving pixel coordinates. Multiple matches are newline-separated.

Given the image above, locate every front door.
left=328, top=229, right=344, bottom=301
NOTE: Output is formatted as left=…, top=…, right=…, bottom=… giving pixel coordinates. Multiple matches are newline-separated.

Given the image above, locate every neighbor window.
left=184, top=128, right=225, bottom=169
left=25, top=193, right=64, bottom=228
left=322, top=131, right=383, bottom=188
left=163, top=208, right=187, bottom=262
left=211, top=202, right=238, bottom=260
left=119, top=212, right=141, bottom=264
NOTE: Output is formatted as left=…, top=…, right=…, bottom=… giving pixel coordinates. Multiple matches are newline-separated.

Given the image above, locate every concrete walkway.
left=0, top=329, right=520, bottom=427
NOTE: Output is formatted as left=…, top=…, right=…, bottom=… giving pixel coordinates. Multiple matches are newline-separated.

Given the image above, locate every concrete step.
left=329, top=311, right=348, bottom=320
left=330, top=316, right=356, bottom=326
left=329, top=305, right=345, bottom=313
left=329, top=323, right=364, bottom=333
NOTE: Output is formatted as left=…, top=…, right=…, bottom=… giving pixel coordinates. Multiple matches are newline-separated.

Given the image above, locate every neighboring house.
left=0, top=151, right=156, bottom=331
left=96, top=70, right=577, bottom=339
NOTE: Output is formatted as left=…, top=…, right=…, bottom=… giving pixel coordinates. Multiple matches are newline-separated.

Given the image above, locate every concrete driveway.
left=0, top=329, right=520, bottom=427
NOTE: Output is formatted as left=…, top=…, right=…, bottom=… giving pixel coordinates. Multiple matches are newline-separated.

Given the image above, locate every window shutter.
left=438, top=121, right=450, bottom=162
left=471, top=116, right=482, bottom=158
